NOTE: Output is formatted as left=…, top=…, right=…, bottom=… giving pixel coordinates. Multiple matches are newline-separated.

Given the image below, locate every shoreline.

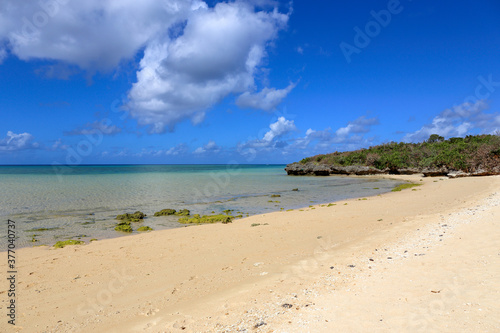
left=1, top=175, right=499, bottom=332
left=2, top=174, right=405, bottom=250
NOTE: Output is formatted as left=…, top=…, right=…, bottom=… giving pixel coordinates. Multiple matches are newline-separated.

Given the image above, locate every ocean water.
left=0, top=164, right=403, bottom=249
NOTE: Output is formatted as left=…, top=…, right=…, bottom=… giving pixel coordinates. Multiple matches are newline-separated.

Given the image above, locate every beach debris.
left=282, top=303, right=293, bottom=309
left=431, top=290, right=441, bottom=293
left=387, top=257, right=392, bottom=259
left=253, top=262, right=263, bottom=267
left=369, top=258, right=374, bottom=261
left=270, top=194, right=281, bottom=197
left=348, top=265, right=355, bottom=268
left=292, top=188, right=299, bottom=191
left=330, top=266, right=334, bottom=269
left=251, top=223, right=261, bottom=227
left=260, top=272, right=268, bottom=276
left=254, top=321, right=266, bottom=328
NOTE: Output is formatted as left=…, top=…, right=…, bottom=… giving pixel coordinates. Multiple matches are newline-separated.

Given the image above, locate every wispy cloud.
left=166, top=143, right=189, bottom=156
left=194, top=140, right=221, bottom=154
left=64, top=120, right=122, bottom=136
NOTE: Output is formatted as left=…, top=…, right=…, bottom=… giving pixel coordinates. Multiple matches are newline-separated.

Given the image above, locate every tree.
left=427, top=134, right=444, bottom=143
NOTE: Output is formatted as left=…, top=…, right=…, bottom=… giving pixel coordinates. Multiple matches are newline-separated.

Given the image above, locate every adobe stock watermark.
left=340, top=0, right=408, bottom=64
left=407, top=276, right=464, bottom=332
left=464, top=74, right=500, bottom=105
left=16, top=0, right=71, bottom=41
left=76, top=268, right=134, bottom=317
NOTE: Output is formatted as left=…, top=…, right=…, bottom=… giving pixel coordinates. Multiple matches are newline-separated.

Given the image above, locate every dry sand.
left=1, top=175, right=499, bottom=332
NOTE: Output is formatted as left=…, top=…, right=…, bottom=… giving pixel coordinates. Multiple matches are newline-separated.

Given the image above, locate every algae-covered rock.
left=114, top=224, right=133, bottom=232
left=116, top=211, right=146, bottom=222
left=154, top=209, right=177, bottom=216
left=54, top=239, right=85, bottom=248
left=137, top=226, right=153, bottom=232
left=270, top=194, right=281, bottom=198
left=178, top=214, right=233, bottom=224
left=175, top=209, right=190, bottom=216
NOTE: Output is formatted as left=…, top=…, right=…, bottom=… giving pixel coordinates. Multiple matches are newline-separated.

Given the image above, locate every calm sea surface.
left=0, top=164, right=403, bottom=248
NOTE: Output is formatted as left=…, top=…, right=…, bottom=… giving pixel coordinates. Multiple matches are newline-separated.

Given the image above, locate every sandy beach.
left=1, top=174, right=499, bottom=332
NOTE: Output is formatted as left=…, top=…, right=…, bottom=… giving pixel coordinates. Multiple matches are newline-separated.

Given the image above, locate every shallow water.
left=0, top=164, right=403, bottom=248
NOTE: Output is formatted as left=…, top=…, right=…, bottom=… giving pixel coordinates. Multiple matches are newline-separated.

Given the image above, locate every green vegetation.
left=154, top=209, right=190, bottom=216
left=90, top=238, right=98, bottom=242
left=137, top=226, right=153, bottom=232
left=270, top=194, right=281, bottom=198
left=327, top=203, right=336, bottom=207
left=116, top=211, right=146, bottom=222
left=178, top=214, right=233, bottom=224
left=392, top=183, right=422, bottom=192
left=54, top=239, right=85, bottom=248
left=114, top=222, right=133, bottom=232
left=292, top=188, right=299, bottom=191
left=251, top=223, right=261, bottom=227
left=298, top=134, right=500, bottom=172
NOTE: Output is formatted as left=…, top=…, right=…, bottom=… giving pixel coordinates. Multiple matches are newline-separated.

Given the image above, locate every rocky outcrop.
left=285, top=162, right=500, bottom=178
left=285, top=163, right=389, bottom=176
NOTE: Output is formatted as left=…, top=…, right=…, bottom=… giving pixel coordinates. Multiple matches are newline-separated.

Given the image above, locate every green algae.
left=54, top=239, right=85, bottom=248
left=391, top=183, right=422, bottom=192
left=116, top=211, right=146, bottom=222
left=154, top=208, right=190, bottom=216
left=137, top=226, right=153, bottom=232
left=178, top=214, right=233, bottom=224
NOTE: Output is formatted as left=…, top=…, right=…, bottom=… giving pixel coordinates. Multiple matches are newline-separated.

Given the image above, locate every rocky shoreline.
left=284, top=162, right=500, bottom=178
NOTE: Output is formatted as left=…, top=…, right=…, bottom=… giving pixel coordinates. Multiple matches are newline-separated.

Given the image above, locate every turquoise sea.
left=0, top=164, right=403, bottom=248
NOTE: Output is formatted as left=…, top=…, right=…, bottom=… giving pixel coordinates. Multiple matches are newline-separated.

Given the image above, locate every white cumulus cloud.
left=404, top=100, right=500, bottom=142
left=235, top=82, right=296, bottom=111
left=0, top=1, right=293, bottom=133
left=0, top=131, right=38, bottom=152
left=127, top=1, right=289, bottom=133
left=0, top=0, right=196, bottom=71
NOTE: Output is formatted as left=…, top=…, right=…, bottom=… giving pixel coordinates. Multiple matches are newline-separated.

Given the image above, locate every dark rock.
left=312, top=164, right=331, bottom=176
left=470, top=168, right=500, bottom=176
left=422, top=167, right=449, bottom=177
left=393, top=168, right=420, bottom=175
left=282, top=303, right=293, bottom=309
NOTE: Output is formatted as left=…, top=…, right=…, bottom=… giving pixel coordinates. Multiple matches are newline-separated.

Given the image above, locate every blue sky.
left=1, top=0, right=499, bottom=165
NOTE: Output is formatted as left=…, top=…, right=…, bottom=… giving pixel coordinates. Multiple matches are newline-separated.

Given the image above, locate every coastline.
left=1, top=175, right=499, bottom=332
